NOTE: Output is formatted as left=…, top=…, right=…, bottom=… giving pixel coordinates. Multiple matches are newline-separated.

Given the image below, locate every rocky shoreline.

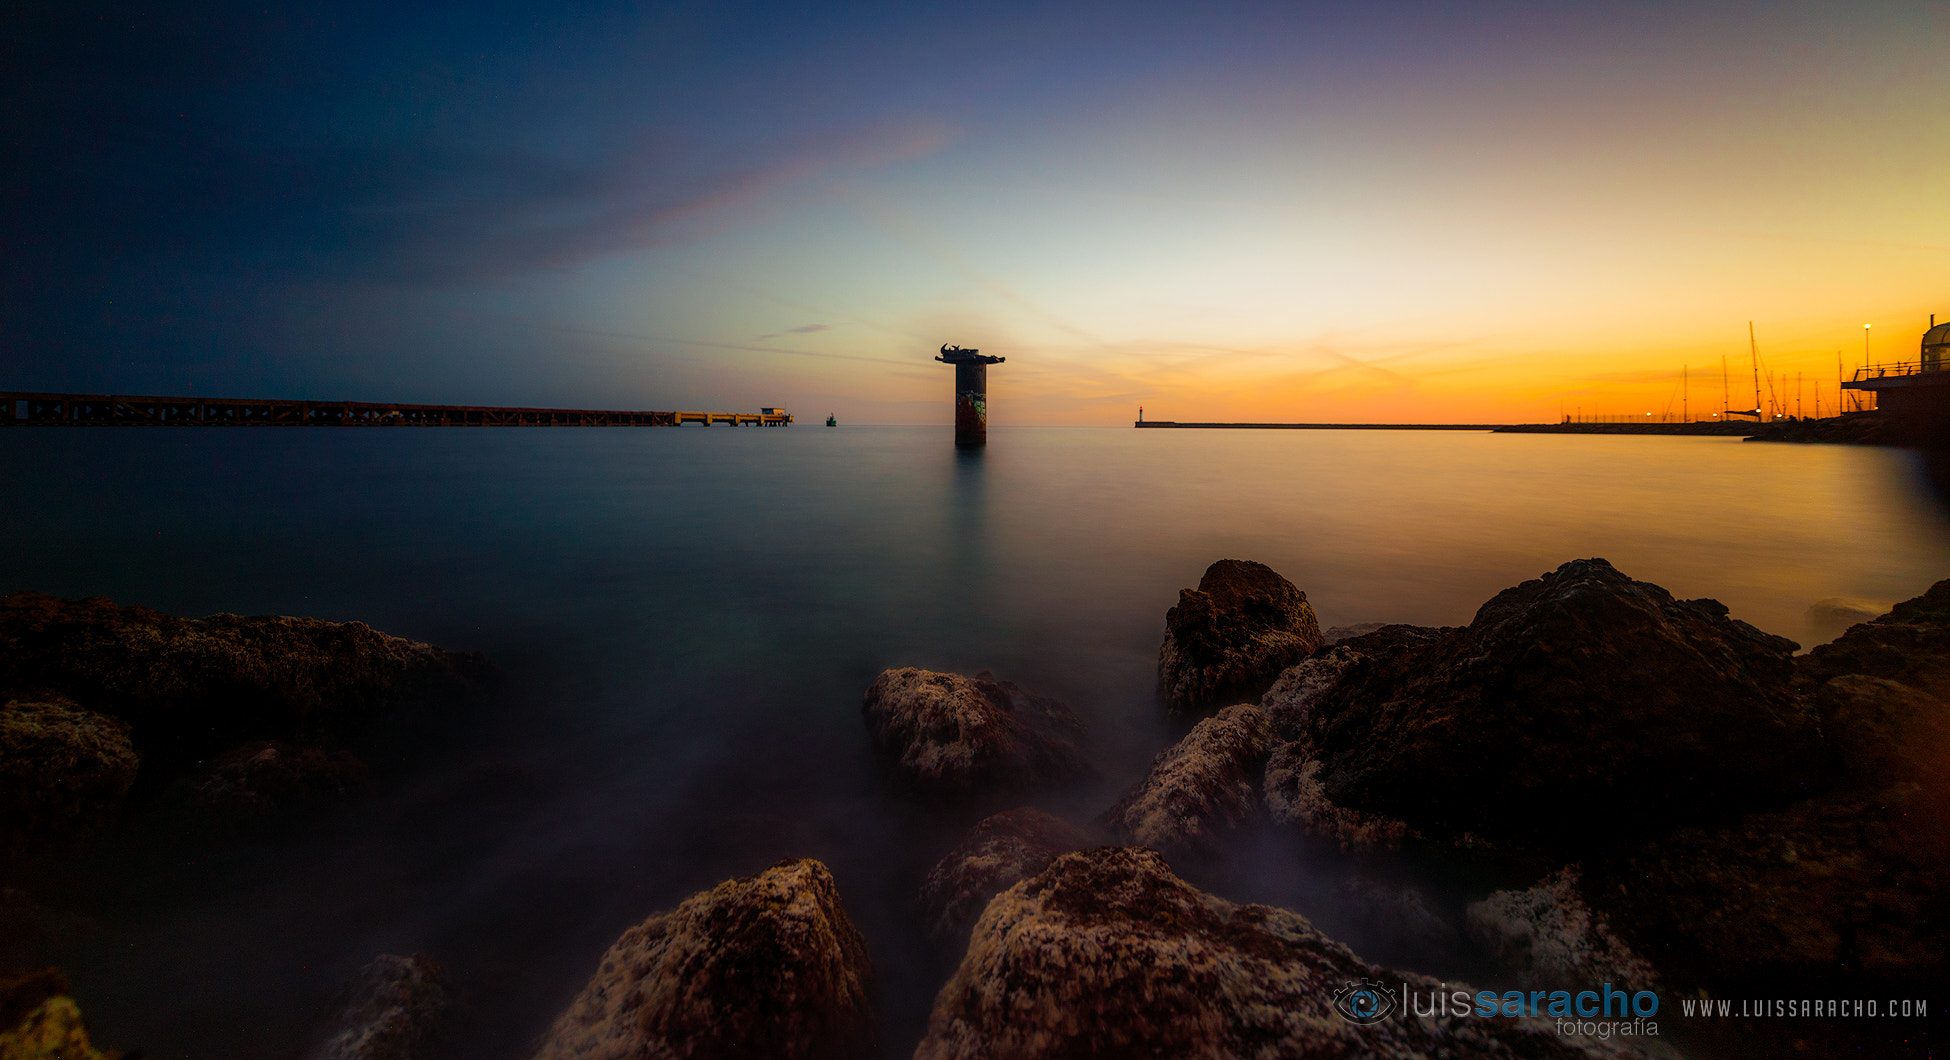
left=0, top=591, right=494, bottom=1058
left=5, top=561, right=1945, bottom=1058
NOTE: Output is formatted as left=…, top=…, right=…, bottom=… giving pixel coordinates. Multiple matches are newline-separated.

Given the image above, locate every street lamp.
left=1864, top=323, right=1872, bottom=374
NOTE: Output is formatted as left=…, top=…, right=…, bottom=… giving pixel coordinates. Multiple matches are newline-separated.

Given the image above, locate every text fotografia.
left=1331, top=980, right=1661, bottom=1039
left=1679, top=996, right=1928, bottom=1019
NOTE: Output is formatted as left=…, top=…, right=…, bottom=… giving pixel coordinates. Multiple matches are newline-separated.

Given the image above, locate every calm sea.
left=6, top=425, right=1947, bottom=1057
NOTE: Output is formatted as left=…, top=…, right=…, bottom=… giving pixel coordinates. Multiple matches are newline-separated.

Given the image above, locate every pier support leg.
left=955, top=361, right=988, bottom=447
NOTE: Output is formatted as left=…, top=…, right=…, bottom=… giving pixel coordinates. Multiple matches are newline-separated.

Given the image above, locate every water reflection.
left=947, top=444, right=993, bottom=637
left=6, top=426, right=1950, bottom=1057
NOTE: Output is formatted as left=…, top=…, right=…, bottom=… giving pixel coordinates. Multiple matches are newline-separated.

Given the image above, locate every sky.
left=4, top=0, right=1947, bottom=424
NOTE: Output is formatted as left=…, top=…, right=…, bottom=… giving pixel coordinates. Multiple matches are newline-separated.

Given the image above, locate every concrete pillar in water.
left=935, top=344, right=1006, bottom=446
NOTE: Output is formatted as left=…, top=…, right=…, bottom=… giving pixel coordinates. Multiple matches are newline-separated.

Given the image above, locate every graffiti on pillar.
left=936, top=342, right=1005, bottom=447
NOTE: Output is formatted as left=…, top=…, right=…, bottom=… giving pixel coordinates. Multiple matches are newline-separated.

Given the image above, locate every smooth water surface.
left=5, top=426, right=1946, bottom=1057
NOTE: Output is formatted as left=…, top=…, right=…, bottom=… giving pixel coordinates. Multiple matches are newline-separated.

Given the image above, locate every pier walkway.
left=1, top=391, right=792, bottom=427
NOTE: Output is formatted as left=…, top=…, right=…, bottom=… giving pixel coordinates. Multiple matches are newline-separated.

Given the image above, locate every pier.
left=0, top=391, right=793, bottom=427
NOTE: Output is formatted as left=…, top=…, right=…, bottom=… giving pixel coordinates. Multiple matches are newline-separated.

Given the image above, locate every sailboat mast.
left=1683, top=365, right=1689, bottom=424
left=1749, top=322, right=1762, bottom=420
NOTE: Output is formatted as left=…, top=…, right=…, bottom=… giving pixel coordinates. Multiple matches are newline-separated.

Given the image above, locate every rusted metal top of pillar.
left=935, top=344, right=1004, bottom=365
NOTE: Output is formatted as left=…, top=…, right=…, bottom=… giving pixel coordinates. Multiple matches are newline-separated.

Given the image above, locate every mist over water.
left=6, top=425, right=1947, bottom=1057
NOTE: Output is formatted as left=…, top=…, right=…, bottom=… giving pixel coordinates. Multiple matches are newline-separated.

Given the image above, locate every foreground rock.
left=919, top=808, right=1091, bottom=941
left=0, top=591, right=489, bottom=762
left=1159, top=560, right=1322, bottom=713
left=0, top=968, right=119, bottom=1060
left=1586, top=784, right=1947, bottom=992
left=1579, top=582, right=1950, bottom=995
left=1292, top=559, right=1816, bottom=844
left=861, top=669, right=1087, bottom=797
left=0, top=699, right=139, bottom=855
left=532, top=858, right=872, bottom=1060
left=915, top=847, right=1639, bottom=1060
left=308, top=954, right=449, bottom=1060
left=1099, top=704, right=1274, bottom=860
left=1813, top=674, right=1950, bottom=784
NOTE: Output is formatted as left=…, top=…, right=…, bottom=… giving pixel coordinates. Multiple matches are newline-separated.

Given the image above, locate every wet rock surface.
left=1100, top=704, right=1274, bottom=859
left=861, top=668, right=1088, bottom=797
left=1294, top=558, right=1816, bottom=843
left=915, top=847, right=1638, bottom=1060
left=532, top=857, right=873, bottom=1060
left=307, top=953, right=449, bottom=1060
left=1159, top=559, right=1322, bottom=713
left=918, top=807, right=1091, bottom=942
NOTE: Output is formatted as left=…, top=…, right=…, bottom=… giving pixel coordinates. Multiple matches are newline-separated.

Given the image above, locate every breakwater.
left=1136, top=421, right=1506, bottom=430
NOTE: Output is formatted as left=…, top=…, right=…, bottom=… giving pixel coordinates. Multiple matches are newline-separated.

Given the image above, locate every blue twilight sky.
left=5, top=0, right=1947, bottom=423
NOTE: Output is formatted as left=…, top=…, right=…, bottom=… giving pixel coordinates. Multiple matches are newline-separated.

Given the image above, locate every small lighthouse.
left=935, top=343, right=1005, bottom=447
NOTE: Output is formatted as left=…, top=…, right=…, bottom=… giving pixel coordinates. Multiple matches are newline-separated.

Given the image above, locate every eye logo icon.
left=1331, top=978, right=1398, bottom=1025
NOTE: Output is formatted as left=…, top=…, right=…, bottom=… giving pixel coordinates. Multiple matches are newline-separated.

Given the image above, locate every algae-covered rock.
left=919, top=807, right=1091, bottom=941
left=1467, top=868, right=1660, bottom=992
left=861, top=668, right=1087, bottom=797
left=0, top=699, right=139, bottom=854
left=1263, top=742, right=1415, bottom=851
left=0, top=969, right=116, bottom=1060
left=532, top=858, right=873, bottom=1060
left=1099, top=704, right=1273, bottom=860
left=915, top=847, right=1639, bottom=1060
left=1159, top=559, right=1323, bottom=713
left=308, top=953, right=448, bottom=1060
left=1261, top=646, right=1365, bottom=741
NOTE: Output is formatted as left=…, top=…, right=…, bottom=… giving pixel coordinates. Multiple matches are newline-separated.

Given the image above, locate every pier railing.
left=0, top=392, right=792, bottom=427
left=1852, top=361, right=1942, bottom=382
